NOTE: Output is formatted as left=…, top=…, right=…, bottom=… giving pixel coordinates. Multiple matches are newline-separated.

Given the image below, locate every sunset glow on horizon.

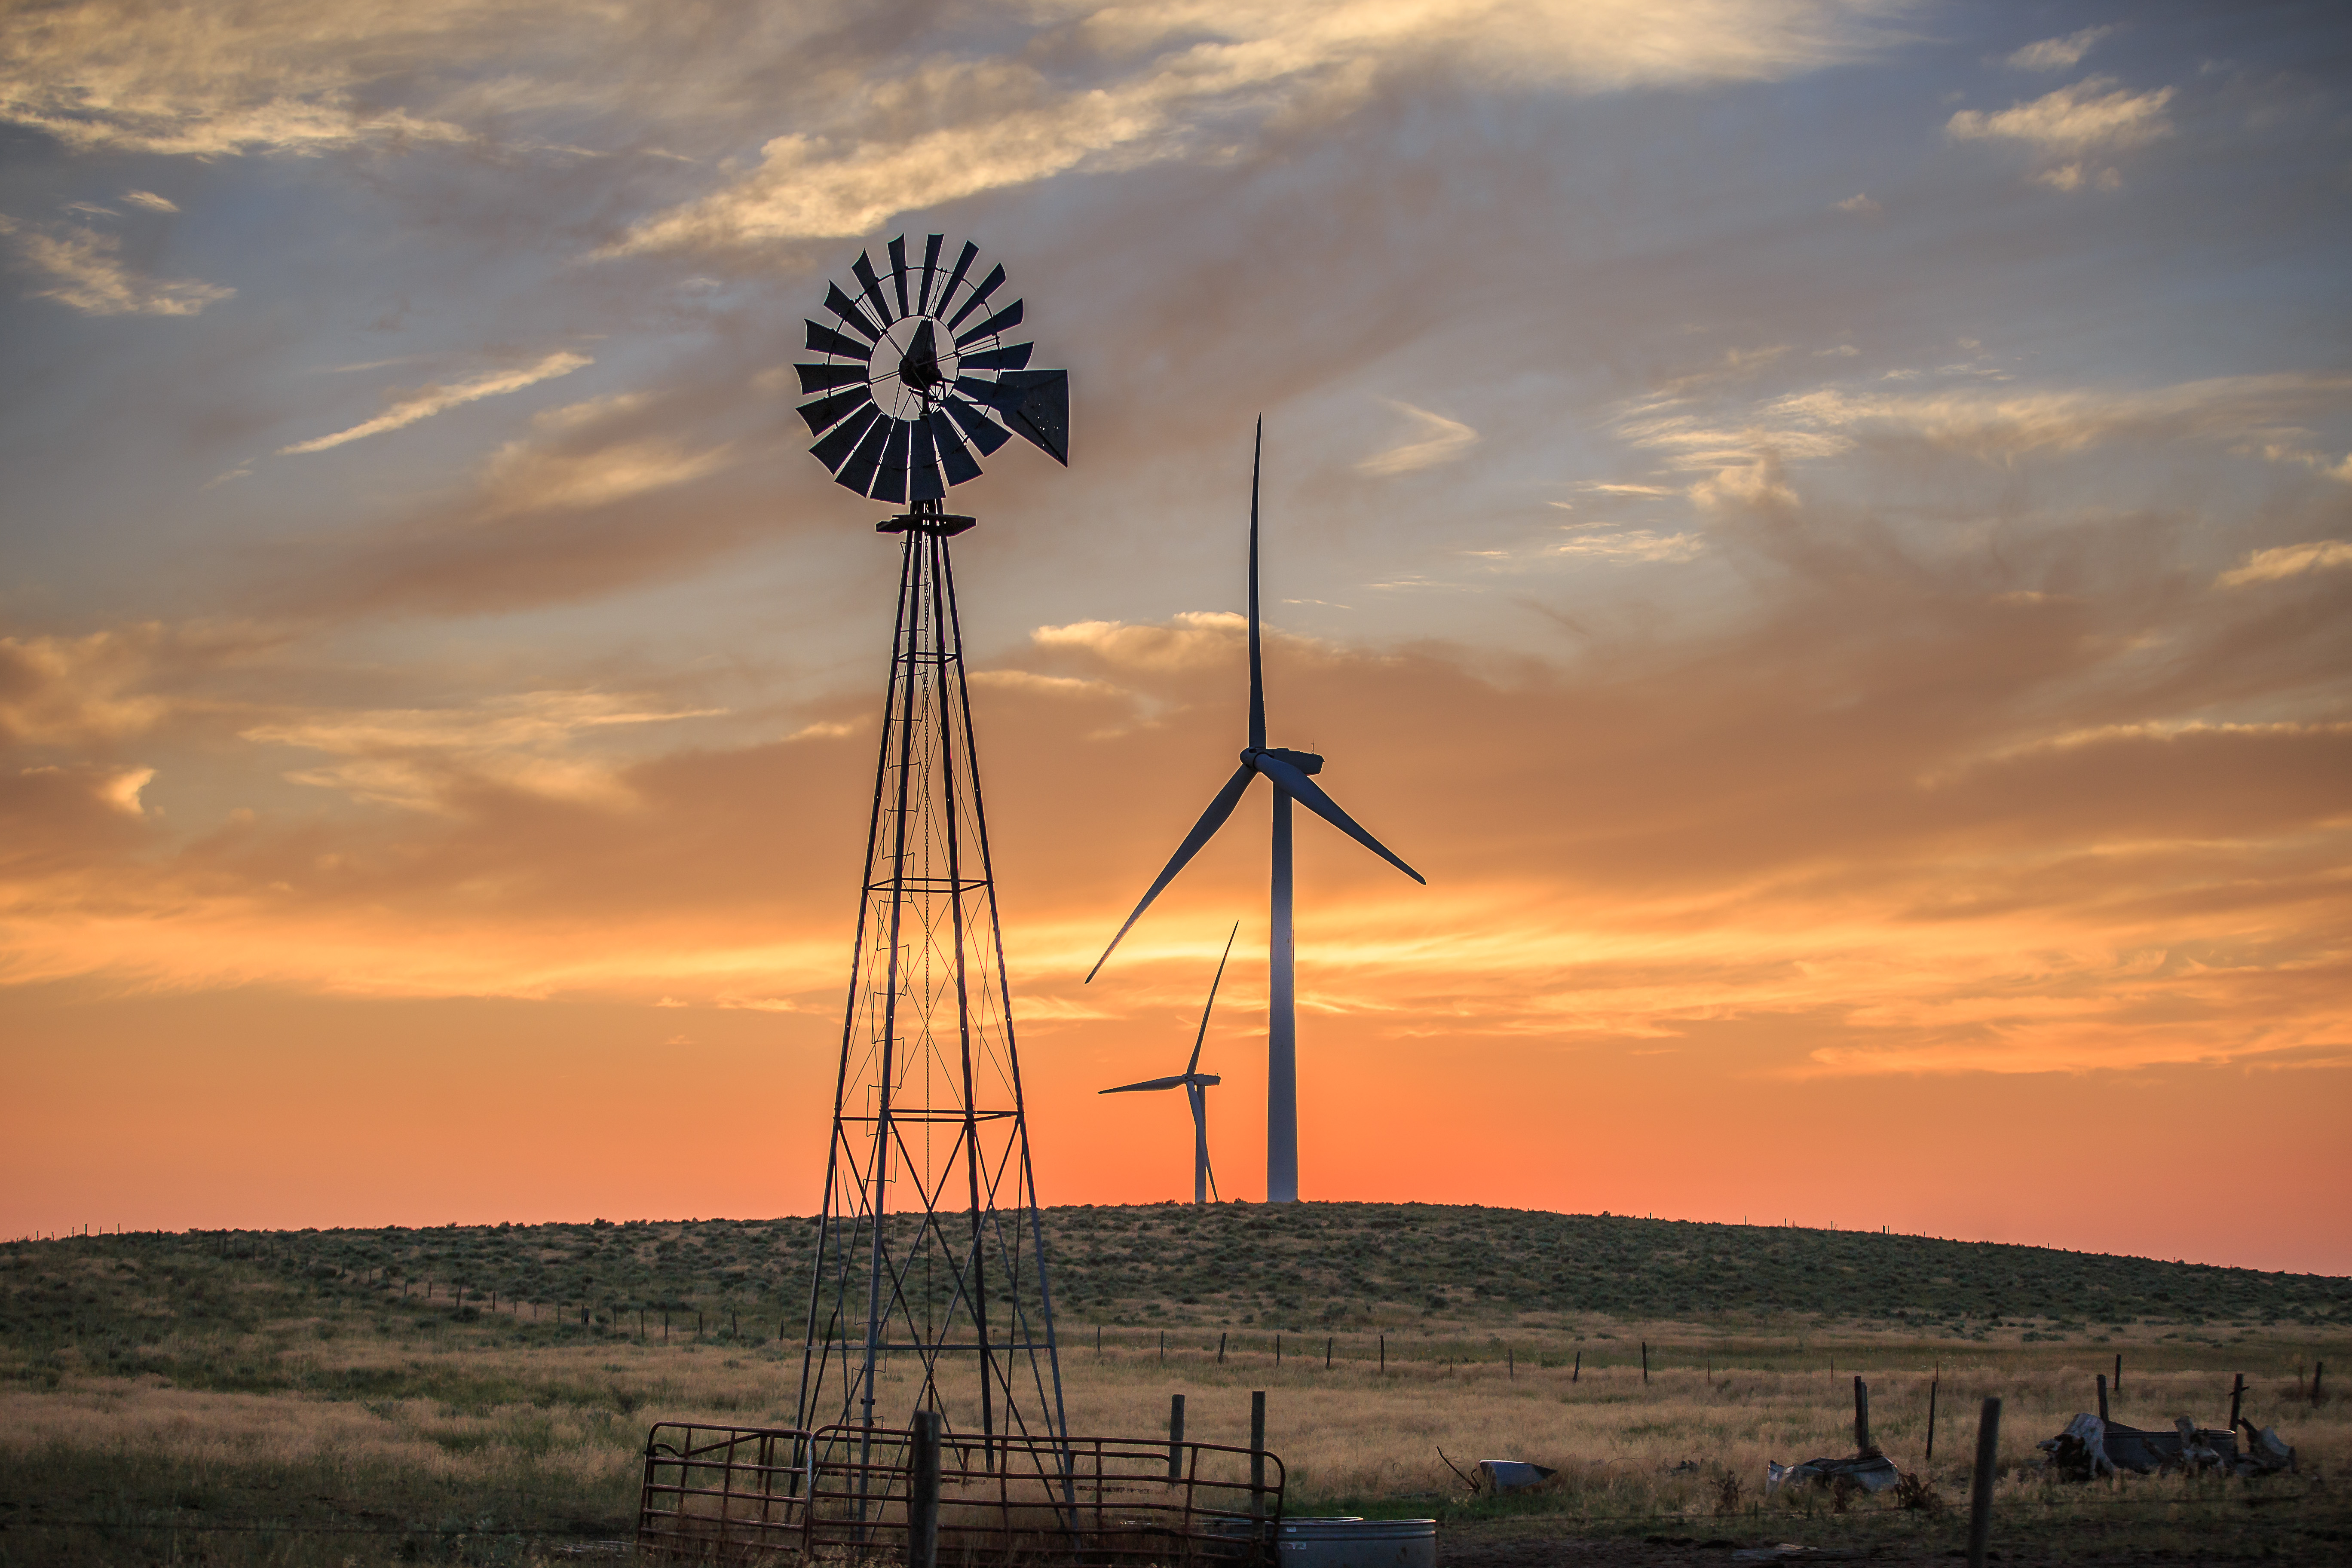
left=3, top=2, right=2347, bottom=1274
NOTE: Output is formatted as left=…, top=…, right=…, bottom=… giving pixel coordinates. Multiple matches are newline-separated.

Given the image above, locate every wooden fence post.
left=1250, top=1391, right=1267, bottom=1517
left=1379, top=1335, right=1385, bottom=1373
left=908, top=1409, right=940, bottom=1568
left=1966, top=1397, right=2002, bottom=1568
left=1926, top=1376, right=1939, bottom=1465
left=1167, top=1394, right=1186, bottom=1481
left=1218, top=1332, right=1227, bottom=1366
left=2096, top=1373, right=2108, bottom=1424
left=2230, top=1373, right=2245, bottom=1430
left=1326, top=1336, right=1332, bottom=1370
left=1854, top=1377, right=1871, bottom=1453
left=1642, top=1342, right=1649, bottom=1385
left=2114, top=1352, right=2122, bottom=1392
left=1573, top=1350, right=1580, bottom=1383
left=2315, top=1361, right=2326, bottom=1406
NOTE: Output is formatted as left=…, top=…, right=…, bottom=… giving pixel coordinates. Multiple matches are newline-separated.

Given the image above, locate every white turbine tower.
left=1098, top=922, right=1239, bottom=1204
left=1087, top=422, right=1424, bottom=1204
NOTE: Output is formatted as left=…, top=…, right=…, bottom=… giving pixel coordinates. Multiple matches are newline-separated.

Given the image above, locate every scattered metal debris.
left=2037, top=1412, right=2295, bottom=1480
left=1477, top=1460, right=1558, bottom=1492
left=1764, top=1455, right=1899, bottom=1495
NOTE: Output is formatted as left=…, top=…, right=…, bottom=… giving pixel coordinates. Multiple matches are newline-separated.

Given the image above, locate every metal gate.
left=640, top=1421, right=1284, bottom=1565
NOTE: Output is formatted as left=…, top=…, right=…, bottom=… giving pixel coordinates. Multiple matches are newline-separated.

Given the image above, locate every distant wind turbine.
left=1087, top=420, right=1424, bottom=1204
left=1098, top=922, right=1239, bottom=1205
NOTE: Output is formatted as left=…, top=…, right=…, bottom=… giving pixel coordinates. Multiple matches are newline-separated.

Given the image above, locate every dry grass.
left=3, top=1230, right=2346, bottom=1563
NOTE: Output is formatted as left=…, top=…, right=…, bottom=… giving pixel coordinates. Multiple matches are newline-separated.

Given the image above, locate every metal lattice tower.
left=797, top=500, right=1068, bottom=1459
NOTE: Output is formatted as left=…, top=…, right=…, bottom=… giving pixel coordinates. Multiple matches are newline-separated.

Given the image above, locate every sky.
left=3, top=0, right=2348, bottom=1275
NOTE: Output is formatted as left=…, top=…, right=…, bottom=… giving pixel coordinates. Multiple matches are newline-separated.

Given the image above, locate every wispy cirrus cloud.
left=2217, top=540, right=2352, bottom=589
left=241, top=689, right=725, bottom=813
left=610, top=0, right=1908, bottom=251
left=276, top=352, right=591, bottom=455
left=2003, top=27, right=2113, bottom=72
left=1, top=217, right=233, bottom=315
left=1357, top=400, right=1478, bottom=476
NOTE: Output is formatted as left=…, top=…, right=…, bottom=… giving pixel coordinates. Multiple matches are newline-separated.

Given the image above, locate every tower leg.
left=1268, top=787, right=1298, bottom=1203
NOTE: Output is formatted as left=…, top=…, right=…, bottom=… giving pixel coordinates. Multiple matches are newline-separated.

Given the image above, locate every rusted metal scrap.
left=1476, top=1459, right=1557, bottom=1492
left=2037, top=1412, right=2288, bottom=1480
left=1764, top=1454, right=1900, bottom=1494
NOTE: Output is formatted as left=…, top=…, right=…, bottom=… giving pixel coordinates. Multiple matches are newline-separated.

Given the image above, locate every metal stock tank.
left=1278, top=1516, right=1439, bottom=1568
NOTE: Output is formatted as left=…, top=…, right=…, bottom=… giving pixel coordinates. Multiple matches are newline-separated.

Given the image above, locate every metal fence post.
left=909, top=1410, right=940, bottom=1568
left=1966, top=1397, right=2001, bottom=1568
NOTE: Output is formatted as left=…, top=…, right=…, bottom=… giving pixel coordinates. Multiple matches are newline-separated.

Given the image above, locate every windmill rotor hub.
left=1248, top=745, right=1324, bottom=776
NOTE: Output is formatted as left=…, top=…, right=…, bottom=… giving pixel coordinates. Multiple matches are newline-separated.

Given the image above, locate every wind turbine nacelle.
left=1255, top=747, right=1324, bottom=776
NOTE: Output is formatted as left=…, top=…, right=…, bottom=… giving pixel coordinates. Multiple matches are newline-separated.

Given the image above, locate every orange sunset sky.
left=3, top=1, right=2348, bottom=1274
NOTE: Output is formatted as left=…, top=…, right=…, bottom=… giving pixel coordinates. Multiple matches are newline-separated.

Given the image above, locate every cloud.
left=1834, top=192, right=1880, bottom=213
left=240, top=689, right=725, bottom=813
left=1032, top=612, right=1249, bottom=671
left=0, top=628, right=172, bottom=745
left=475, top=433, right=734, bottom=517
left=1551, top=529, right=1704, bottom=563
left=2217, top=540, right=2352, bottom=589
left=2, top=218, right=233, bottom=315
left=1759, top=371, right=2352, bottom=461
left=2004, top=27, right=2114, bottom=72
left=1357, top=400, right=1478, bottom=476
left=609, top=0, right=1908, bottom=251
left=120, top=190, right=179, bottom=211
left=276, top=353, right=592, bottom=456
left=1946, top=76, right=2174, bottom=153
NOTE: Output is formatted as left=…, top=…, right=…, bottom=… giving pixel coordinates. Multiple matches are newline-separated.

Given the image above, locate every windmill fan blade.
left=1087, top=763, right=1255, bottom=983
left=851, top=252, right=894, bottom=329
left=958, top=342, right=1033, bottom=373
left=928, top=410, right=982, bottom=486
left=824, top=285, right=880, bottom=343
left=908, top=415, right=946, bottom=502
left=918, top=233, right=943, bottom=314
left=1100, top=1075, right=1190, bottom=1094
left=943, top=393, right=1013, bottom=456
left=835, top=414, right=890, bottom=496
left=954, top=299, right=1024, bottom=350
left=871, top=418, right=912, bottom=503
left=1247, top=417, right=1265, bottom=751
left=994, top=369, right=1069, bottom=464
left=796, top=362, right=866, bottom=394
left=1187, top=919, right=1240, bottom=1076
left=937, top=242, right=979, bottom=321
left=946, top=262, right=1005, bottom=330
left=796, top=384, right=872, bottom=436
left=806, top=319, right=873, bottom=361
left=887, top=234, right=911, bottom=318
left=811, top=404, right=880, bottom=474
left=1250, top=752, right=1425, bottom=885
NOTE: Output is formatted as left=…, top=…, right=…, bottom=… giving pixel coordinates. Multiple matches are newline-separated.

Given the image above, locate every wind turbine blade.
left=1247, top=417, right=1265, bottom=752
left=1101, top=1075, right=1189, bottom=1093
left=1186, top=919, right=1240, bottom=1076
left=1250, top=752, right=1425, bottom=884
left=1086, top=764, right=1256, bottom=983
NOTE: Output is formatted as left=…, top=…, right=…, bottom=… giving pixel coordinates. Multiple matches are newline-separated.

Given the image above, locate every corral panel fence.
left=640, top=1421, right=1284, bottom=1566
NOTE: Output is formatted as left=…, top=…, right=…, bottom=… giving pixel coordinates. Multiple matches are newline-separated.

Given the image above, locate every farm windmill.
left=790, top=233, right=1069, bottom=1457
left=1099, top=922, right=1239, bottom=1205
left=1087, top=422, right=1424, bottom=1204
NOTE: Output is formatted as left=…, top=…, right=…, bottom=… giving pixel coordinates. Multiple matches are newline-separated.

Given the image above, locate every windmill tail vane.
left=796, top=233, right=1069, bottom=505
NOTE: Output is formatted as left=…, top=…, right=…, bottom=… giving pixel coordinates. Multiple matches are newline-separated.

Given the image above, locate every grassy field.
left=3, top=1206, right=2346, bottom=1565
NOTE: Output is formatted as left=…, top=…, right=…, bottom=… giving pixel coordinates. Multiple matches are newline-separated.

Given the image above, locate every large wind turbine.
left=1098, top=922, right=1238, bottom=1205
left=1087, top=421, right=1424, bottom=1204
